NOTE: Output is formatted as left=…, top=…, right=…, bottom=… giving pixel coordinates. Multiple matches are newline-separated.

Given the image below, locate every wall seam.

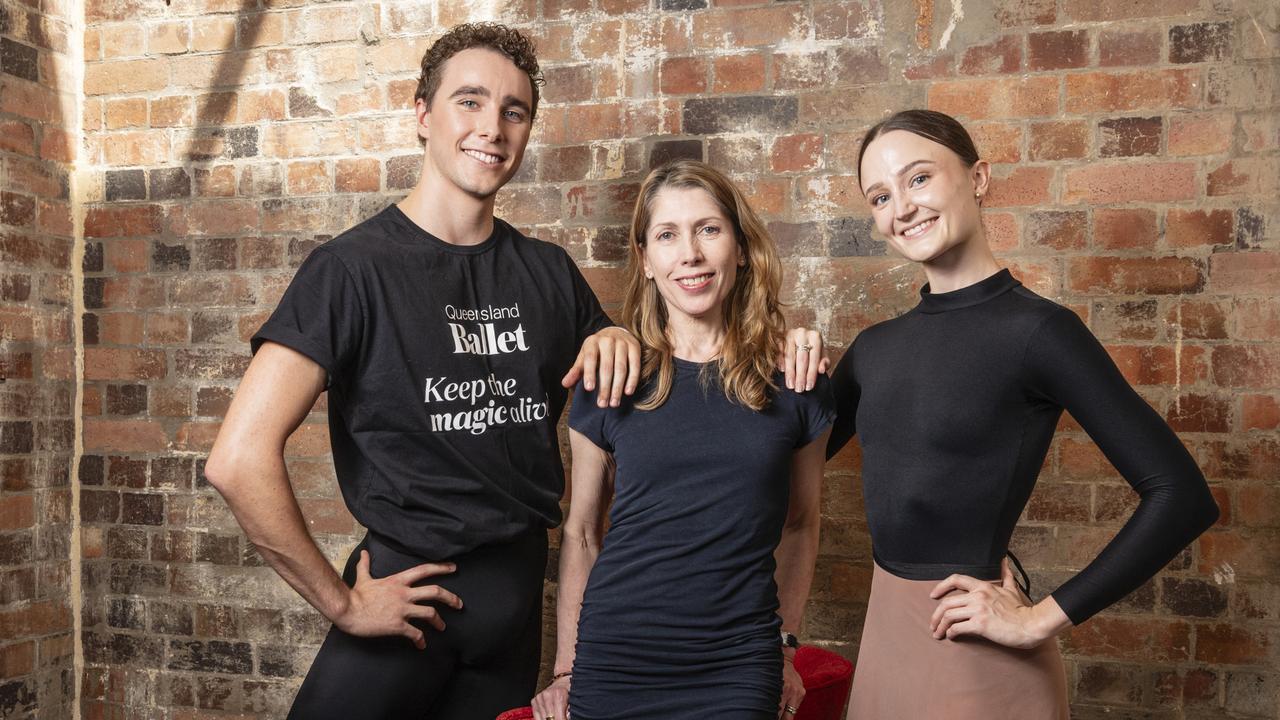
left=69, top=0, right=87, bottom=715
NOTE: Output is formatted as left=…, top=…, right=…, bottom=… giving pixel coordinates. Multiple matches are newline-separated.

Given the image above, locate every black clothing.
left=826, top=269, right=1217, bottom=625
left=568, top=364, right=834, bottom=718
left=253, top=205, right=611, bottom=561
left=286, top=532, right=546, bottom=720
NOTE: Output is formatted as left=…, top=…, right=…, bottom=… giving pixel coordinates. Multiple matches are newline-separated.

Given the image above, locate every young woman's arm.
left=931, top=308, right=1218, bottom=646
left=531, top=429, right=615, bottom=720
left=773, top=430, right=830, bottom=716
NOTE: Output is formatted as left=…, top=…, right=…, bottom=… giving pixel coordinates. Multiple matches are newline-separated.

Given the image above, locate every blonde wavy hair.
left=622, top=160, right=786, bottom=412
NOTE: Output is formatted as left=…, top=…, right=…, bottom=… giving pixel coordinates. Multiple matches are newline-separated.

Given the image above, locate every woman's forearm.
left=552, top=526, right=600, bottom=674
left=774, top=516, right=820, bottom=632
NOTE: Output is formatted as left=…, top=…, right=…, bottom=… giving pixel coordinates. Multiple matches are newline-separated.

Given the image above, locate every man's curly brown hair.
left=415, top=23, right=545, bottom=121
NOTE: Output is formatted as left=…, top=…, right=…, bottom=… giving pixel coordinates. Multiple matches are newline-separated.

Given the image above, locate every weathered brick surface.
left=2, top=0, right=79, bottom=717
left=10, top=0, right=1270, bottom=717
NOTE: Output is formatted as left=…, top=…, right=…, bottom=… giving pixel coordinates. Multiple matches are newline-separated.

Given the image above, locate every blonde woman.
left=531, top=161, right=833, bottom=720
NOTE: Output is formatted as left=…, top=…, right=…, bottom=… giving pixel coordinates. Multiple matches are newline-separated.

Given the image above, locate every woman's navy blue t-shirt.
left=569, top=361, right=833, bottom=660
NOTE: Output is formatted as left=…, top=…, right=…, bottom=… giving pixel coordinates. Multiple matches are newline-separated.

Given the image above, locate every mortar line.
left=69, top=0, right=87, bottom=716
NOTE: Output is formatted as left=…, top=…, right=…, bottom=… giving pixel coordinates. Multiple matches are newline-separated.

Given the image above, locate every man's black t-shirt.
left=252, top=205, right=611, bottom=560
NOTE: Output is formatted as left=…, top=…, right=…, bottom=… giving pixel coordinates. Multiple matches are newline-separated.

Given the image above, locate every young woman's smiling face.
left=859, top=129, right=989, bottom=266
left=641, top=186, right=744, bottom=328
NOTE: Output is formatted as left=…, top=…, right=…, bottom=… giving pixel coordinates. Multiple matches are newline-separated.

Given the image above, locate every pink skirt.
left=847, top=562, right=1069, bottom=719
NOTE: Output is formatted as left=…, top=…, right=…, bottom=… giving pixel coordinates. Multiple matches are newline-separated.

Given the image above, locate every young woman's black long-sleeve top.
left=826, top=269, right=1218, bottom=625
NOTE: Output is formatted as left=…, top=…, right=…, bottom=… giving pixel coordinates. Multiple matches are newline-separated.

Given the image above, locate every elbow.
left=203, top=443, right=241, bottom=497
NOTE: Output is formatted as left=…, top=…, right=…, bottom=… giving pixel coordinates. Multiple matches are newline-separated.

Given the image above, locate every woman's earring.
left=645, top=272, right=653, bottom=279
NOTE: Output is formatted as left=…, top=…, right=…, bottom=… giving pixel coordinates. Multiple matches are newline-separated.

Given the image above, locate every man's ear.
left=415, top=97, right=430, bottom=142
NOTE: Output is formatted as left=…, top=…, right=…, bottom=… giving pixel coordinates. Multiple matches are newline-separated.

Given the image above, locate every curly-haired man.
left=206, top=23, right=641, bottom=718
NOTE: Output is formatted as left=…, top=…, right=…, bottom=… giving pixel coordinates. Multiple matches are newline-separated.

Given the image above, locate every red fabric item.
left=793, top=645, right=854, bottom=720
left=494, top=647, right=854, bottom=720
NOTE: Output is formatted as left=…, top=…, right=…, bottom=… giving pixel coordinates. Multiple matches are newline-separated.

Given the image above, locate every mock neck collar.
left=916, top=268, right=1020, bottom=314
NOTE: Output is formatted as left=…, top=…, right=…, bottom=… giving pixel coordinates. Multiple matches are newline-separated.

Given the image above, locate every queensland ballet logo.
left=424, top=301, right=548, bottom=435
left=444, top=302, right=529, bottom=356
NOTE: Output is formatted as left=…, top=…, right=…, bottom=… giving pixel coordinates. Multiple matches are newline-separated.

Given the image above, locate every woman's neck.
left=665, top=311, right=725, bottom=363
left=921, top=233, right=1002, bottom=294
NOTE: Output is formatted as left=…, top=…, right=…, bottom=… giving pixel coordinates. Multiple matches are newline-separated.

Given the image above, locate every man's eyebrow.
left=448, top=85, right=490, bottom=99
left=503, top=95, right=532, bottom=113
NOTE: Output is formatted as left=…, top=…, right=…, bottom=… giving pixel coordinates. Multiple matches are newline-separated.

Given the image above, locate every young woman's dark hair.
left=856, top=109, right=980, bottom=186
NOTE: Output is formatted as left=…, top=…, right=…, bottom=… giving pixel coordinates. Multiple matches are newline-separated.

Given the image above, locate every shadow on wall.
left=0, top=0, right=78, bottom=717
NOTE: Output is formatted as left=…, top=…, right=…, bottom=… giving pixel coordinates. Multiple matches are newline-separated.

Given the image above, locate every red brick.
left=1212, top=346, right=1280, bottom=389
left=169, top=200, right=259, bottom=237
left=84, top=419, right=168, bottom=452
left=1028, top=120, right=1088, bottom=160
left=1098, top=28, right=1162, bottom=67
left=149, top=20, right=191, bottom=55
left=993, top=0, right=1056, bottom=27
left=1026, top=211, right=1087, bottom=250
left=0, top=495, right=35, bottom=531
left=1067, top=257, right=1204, bottom=295
left=1195, top=623, right=1271, bottom=665
left=100, top=313, right=145, bottom=346
left=0, top=121, right=36, bottom=156
left=1094, top=209, right=1157, bottom=250
left=1064, top=162, right=1196, bottom=204
left=335, top=158, right=379, bottom=193
left=84, top=348, right=166, bottom=381
left=1169, top=113, right=1235, bottom=156
left=299, top=498, right=356, bottom=534
left=1166, top=209, right=1233, bottom=249
left=1242, top=395, right=1280, bottom=431
left=692, top=5, right=806, bottom=49
left=903, top=53, right=955, bottom=80
left=659, top=56, right=707, bottom=95
left=1237, top=485, right=1280, bottom=526
left=774, top=52, right=828, bottom=91
left=563, top=103, right=622, bottom=143
left=1207, top=158, right=1279, bottom=198
left=286, top=161, right=330, bottom=195
left=0, top=600, right=72, bottom=639
left=1062, top=617, right=1191, bottom=662
left=969, top=122, right=1021, bottom=163
left=1065, top=70, right=1199, bottom=113
left=984, top=212, right=1019, bottom=251
left=1028, top=30, right=1089, bottom=70
left=959, top=35, right=1022, bottom=75
left=1208, top=252, right=1280, bottom=295
left=711, top=53, right=766, bottom=94
left=929, top=76, right=1058, bottom=120
left=104, top=98, right=147, bottom=130
left=1098, top=116, right=1162, bottom=158
left=84, top=58, right=168, bottom=95
left=84, top=205, right=163, bottom=239
left=985, top=166, right=1053, bottom=207
left=150, top=96, right=193, bottom=128
left=1166, top=300, right=1229, bottom=340
left=1165, top=394, right=1232, bottom=433
left=771, top=133, right=823, bottom=173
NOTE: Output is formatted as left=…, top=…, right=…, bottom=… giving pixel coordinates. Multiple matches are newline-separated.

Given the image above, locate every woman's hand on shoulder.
left=779, top=650, right=805, bottom=719
left=927, top=558, right=1071, bottom=649
left=531, top=673, right=571, bottom=720
left=780, top=327, right=830, bottom=392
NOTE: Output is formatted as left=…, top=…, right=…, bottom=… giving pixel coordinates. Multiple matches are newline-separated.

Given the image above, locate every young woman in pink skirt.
left=827, top=110, right=1219, bottom=718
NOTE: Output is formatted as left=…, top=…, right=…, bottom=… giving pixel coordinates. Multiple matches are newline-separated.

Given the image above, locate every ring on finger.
left=785, top=705, right=799, bottom=715
left=796, top=343, right=812, bottom=352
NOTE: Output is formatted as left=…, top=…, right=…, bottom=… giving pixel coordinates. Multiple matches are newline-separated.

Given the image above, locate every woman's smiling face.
left=859, top=129, right=989, bottom=266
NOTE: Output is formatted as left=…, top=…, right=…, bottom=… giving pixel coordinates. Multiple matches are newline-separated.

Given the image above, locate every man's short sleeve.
left=566, top=256, right=613, bottom=345
left=251, top=248, right=364, bottom=384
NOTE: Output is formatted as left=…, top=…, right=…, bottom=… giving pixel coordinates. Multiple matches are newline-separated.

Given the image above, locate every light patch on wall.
left=937, top=0, right=965, bottom=51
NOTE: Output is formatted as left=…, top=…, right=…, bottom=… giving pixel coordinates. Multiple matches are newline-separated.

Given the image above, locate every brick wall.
left=1, top=0, right=80, bottom=717
left=65, top=0, right=1280, bottom=717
